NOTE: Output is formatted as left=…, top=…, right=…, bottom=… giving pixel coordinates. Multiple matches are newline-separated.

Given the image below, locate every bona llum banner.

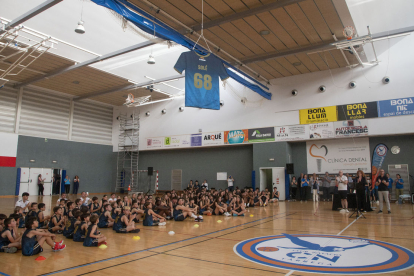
left=306, top=137, right=371, bottom=174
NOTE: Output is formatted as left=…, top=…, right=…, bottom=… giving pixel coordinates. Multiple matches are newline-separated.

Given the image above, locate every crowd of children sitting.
left=0, top=186, right=280, bottom=256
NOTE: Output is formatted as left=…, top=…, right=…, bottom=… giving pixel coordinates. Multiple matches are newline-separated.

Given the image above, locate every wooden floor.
left=0, top=194, right=413, bottom=276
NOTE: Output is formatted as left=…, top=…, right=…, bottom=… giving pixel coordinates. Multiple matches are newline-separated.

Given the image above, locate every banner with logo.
left=309, top=123, right=334, bottom=139
left=377, top=97, right=414, bottom=117
left=202, top=132, right=224, bottom=146
left=248, top=127, right=275, bottom=143
left=334, top=119, right=369, bottom=138
left=337, top=101, right=378, bottom=120
left=164, top=135, right=190, bottom=148
left=371, top=144, right=388, bottom=188
left=299, top=106, right=337, bottom=125
left=274, top=125, right=309, bottom=141
left=146, top=137, right=163, bottom=149
left=306, top=137, right=371, bottom=174
left=191, top=134, right=202, bottom=147
left=224, top=129, right=248, bottom=144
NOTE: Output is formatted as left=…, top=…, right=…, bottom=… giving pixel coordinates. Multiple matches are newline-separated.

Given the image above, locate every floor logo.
left=234, top=234, right=414, bottom=274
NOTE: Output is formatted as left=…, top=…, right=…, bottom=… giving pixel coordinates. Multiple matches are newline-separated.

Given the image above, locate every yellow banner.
left=299, top=106, right=337, bottom=124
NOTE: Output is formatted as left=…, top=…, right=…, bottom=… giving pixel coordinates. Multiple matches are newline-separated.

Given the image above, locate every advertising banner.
left=337, top=102, right=378, bottom=120
left=146, top=137, right=163, bottom=149
left=191, top=134, right=202, bottom=147
left=248, top=127, right=275, bottom=143
left=309, top=123, right=334, bottom=139
left=299, top=106, right=337, bottom=124
left=202, top=132, right=224, bottom=146
left=377, top=97, right=414, bottom=117
left=306, top=137, right=371, bottom=174
left=371, top=144, right=388, bottom=188
left=275, top=125, right=309, bottom=141
left=334, top=120, right=369, bottom=138
left=164, top=135, right=191, bottom=148
left=224, top=130, right=249, bottom=144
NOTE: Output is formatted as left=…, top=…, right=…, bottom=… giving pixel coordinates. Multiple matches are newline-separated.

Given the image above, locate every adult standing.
left=301, top=174, right=309, bottom=202
left=347, top=173, right=354, bottom=194
left=38, top=174, right=46, bottom=196
left=386, top=173, right=393, bottom=201
left=54, top=173, right=61, bottom=195
left=73, top=175, right=80, bottom=195
left=355, top=170, right=368, bottom=212
left=64, top=175, right=70, bottom=194
left=395, top=174, right=404, bottom=202
left=336, top=170, right=349, bottom=212
left=227, top=176, right=234, bottom=192
left=290, top=176, right=297, bottom=201
left=310, top=173, right=319, bottom=202
left=321, top=172, right=332, bottom=202
left=297, top=173, right=303, bottom=202
left=376, top=169, right=391, bottom=214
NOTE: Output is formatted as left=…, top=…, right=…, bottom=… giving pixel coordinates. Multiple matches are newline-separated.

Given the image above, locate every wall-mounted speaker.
left=286, top=163, right=294, bottom=174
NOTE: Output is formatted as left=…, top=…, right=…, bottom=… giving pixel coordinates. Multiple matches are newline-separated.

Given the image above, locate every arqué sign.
left=234, top=234, right=414, bottom=274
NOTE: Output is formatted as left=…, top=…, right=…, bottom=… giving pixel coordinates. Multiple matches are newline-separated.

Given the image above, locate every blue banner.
left=191, top=134, right=202, bottom=147
left=371, top=144, right=388, bottom=189
left=377, top=97, right=414, bottom=117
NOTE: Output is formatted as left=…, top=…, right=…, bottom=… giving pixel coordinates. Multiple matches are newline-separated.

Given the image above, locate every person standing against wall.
left=227, top=176, right=234, bottom=192
left=394, top=174, right=404, bottom=203
left=73, top=176, right=80, bottom=195
left=336, top=170, right=349, bottom=212
left=376, top=169, right=391, bottom=214
left=64, top=175, right=71, bottom=194
left=290, top=176, right=297, bottom=201
left=321, top=172, right=331, bottom=201
left=311, top=173, right=319, bottom=202
left=355, top=170, right=367, bottom=212
left=38, top=174, right=46, bottom=196
left=301, top=174, right=309, bottom=202
left=386, top=173, right=393, bottom=202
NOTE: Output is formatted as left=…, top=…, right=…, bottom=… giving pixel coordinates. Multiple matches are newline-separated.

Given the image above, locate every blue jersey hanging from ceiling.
left=174, top=51, right=229, bottom=110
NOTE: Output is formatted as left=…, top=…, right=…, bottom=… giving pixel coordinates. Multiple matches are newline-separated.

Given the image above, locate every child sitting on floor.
left=22, top=217, right=65, bottom=256
left=97, top=204, right=114, bottom=228
left=37, top=203, right=50, bottom=229
left=48, top=207, right=65, bottom=234
left=73, top=213, right=89, bottom=242
left=143, top=202, right=166, bottom=226
left=83, top=214, right=107, bottom=247
left=113, top=207, right=140, bottom=233
left=0, top=217, right=22, bottom=253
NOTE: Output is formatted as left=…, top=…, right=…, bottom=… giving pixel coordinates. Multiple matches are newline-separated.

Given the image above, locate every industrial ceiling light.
left=259, top=30, right=270, bottom=36
left=147, top=55, right=155, bottom=65
left=75, top=21, right=85, bottom=34
left=292, top=62, right=302, bottom=66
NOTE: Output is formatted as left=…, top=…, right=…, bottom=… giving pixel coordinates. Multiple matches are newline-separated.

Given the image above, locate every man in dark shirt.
left=376, top=169, right=391, bottom=214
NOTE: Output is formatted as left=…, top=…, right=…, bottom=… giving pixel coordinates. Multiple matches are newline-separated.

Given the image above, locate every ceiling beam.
left=1, top=0, right=64, bottom=33
left=240, top=42, right=335, bottom=64
left=240, top=25, right=414, bottom=64
left=74, top=74, right=184, bottom=101
left=191, top=0, right=306, bottom=32
left=14, top=38, right=164, bottom=88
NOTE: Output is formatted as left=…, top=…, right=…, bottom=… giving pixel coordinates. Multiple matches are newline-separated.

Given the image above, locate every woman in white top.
left=336, top=170, right=349, bottom=212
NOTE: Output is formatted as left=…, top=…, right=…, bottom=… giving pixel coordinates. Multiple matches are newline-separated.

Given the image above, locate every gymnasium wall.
left=0, top=135, right=117, bottom=196
left=138, top=145, right=253, bottom=191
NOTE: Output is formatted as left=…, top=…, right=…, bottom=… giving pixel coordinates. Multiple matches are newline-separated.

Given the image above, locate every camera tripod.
left=349, top=190, right=366, bottom=219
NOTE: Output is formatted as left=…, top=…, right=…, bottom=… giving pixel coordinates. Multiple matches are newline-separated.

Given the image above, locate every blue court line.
left=0, top=272, right=10, bottom=276
left=40, top=211, right=290, bottom=276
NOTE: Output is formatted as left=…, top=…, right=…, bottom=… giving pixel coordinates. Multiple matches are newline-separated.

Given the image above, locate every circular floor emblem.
left=234, top=234, right=414, bottom=274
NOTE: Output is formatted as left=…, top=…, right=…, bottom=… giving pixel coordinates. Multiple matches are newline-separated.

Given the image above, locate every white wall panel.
left=0, top=86, right=17, bottom=133
left=19, top=88, right=70, bottom=139
left=72, top=101, right=113, bottom=145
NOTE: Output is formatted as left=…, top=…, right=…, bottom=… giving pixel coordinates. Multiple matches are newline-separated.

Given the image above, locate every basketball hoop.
left=343, top=26, right=355, bottom=40
left=126, top=93, right=135, bottom=104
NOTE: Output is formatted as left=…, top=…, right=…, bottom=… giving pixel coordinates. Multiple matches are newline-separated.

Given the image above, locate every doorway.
left=259, top=167, right=286, bottom=200
left=18, top=167, right=61, bottom=196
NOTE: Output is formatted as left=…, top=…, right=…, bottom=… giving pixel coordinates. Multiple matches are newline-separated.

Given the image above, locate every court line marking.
left=284, top=215, right=361, bottom=276
left=0, top=272, right=10, bottom=276
left=75, top=212, right=298, bottom=276
left=39, top=211, right=292, bottom=276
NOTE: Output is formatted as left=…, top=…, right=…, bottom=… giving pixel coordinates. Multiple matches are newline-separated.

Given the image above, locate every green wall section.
left=0, top=135, right=117, bottom=196
left=138, top=145, right=253, bottom=190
